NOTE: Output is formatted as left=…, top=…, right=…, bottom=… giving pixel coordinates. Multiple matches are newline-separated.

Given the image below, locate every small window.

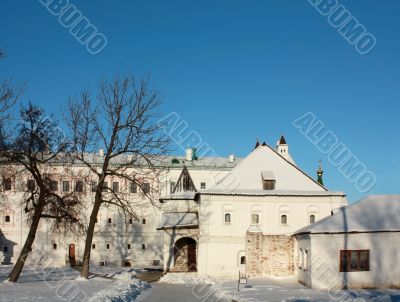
left=27, top=179, right=36, bottom=191
left=129, top=218, right=133, bottom=224
left=51, top=180, right=58, bottom=192
left=4, top=178, right=11, bottom=191
left=112, top=182, right=119, bottom=193
left=108, top=218, right=112, bottom=224
left=281, top=214, right=287, bottom=225
left=142, top=183, right=150, bottom=194
left=200, top=182, right=206, bottom=190
left=240, top=256, right=246, bottom=265
left=92, top=244, right=96, bottom=249
left=3, top=246, right=8, bottom=253
left=224, top=213, right=231, bottom=224
left=170, top=181, right=176, bottom=194
left=340, top=250, right=370, bottom=272
left=99, top=260, right=106, bottom=266
left=127, top=244, right=131, bottom=250
left=310, top=214, right=315, bottom=224
left=62, top=181, right=70, bottom=192
left=75, top=180, right=84, bottom=192
left=263, top=180, right=275, bottom=190
left=102, top=182, right=108, bottom=192
left=130, top=182, right=137, bottom=193
left=251, top=213, right=259, bottom=224
left=142, top=244, right=146, bottom=250
left=91, top=181, right=97, bottom=192
left=5, top=215, right=10, bottom=223
left=106, top=243, right=110, bottom=250
left=142, top=218, right=146, bottom=225
left=53, top=243, right=57, bottom=250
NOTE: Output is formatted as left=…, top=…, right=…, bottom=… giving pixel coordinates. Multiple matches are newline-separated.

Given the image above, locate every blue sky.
left=0, top=0, right=399, bottom=203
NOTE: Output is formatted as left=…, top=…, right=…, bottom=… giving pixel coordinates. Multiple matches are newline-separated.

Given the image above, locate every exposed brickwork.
left=246, top=232, right=295, bottom=277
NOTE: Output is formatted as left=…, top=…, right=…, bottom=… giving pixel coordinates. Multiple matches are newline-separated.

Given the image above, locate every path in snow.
left=138, top=283, right=230, bottom=302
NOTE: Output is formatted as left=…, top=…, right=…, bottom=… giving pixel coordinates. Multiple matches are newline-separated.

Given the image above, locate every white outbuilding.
left=295, top=195, right=400, bottom=289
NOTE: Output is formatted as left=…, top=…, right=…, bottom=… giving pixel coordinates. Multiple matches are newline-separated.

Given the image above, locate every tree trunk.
left=7, top=198, right=45, bottom=282
left=80, top=197, right=102, bottom=279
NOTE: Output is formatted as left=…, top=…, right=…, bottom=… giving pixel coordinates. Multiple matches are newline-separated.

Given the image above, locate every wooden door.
left=69, top=244, right=76, bottom=266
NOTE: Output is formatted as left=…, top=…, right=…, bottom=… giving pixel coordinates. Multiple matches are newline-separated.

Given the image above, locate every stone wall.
left=246, top=231, right=295, bottom=277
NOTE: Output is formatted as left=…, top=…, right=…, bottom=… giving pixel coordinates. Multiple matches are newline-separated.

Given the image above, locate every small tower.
left=317, top=160, right=324, bottom=186
left=254, top=139, right=260, bottom=149
left=276, top=135, right=289, bottom=157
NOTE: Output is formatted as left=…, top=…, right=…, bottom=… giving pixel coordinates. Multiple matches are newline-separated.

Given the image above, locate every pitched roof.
left=279, top=135, right=287, bottom=145
left=212, top=143, right=327, bottom=192
left=295, top=195, right=400, bottom=235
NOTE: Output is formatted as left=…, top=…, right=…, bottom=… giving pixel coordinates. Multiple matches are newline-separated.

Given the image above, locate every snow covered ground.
left=0, top=265, right=150, bottom=302
left=214, top=276, right=400, bottom=302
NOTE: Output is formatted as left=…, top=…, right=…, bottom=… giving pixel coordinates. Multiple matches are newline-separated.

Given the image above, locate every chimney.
left=185, top=148, right=193, bottom=161
left=228, top=154, right=235, bottom=163
left=99, top=149, right=104, bottom=157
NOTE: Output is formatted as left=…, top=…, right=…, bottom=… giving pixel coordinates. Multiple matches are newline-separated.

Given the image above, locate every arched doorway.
left=173, top=237, right=197, bottom=272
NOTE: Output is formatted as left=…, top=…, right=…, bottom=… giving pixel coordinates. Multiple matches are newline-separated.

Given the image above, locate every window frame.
left=340, top=250, right=370, bottom=272
left=280, top=214, right=288, bottom=225
left=224, top=213, right=232, bottom=224
left=62, top=180, right=70, bottom=192
left=200, top=182, right=206, bottom=190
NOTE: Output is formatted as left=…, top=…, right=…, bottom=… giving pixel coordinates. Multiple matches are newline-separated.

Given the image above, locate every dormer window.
left=261, top=171, right=276, bottom=190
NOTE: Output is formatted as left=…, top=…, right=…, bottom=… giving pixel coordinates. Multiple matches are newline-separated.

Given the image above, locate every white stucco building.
left=295, top=195, right=400, bottom=289
left=159, top=137, right=348, bottom=278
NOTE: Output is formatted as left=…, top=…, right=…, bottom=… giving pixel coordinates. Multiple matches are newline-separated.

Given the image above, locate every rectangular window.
left=102, top=182, right=108, bottom=192
left=142, top=218, right=146, bottom=224
left=127, top=244, right=131, bottom=250
left=4, top=178, right=12, bottom=191
left=142, top=244, right=146, bottom=250
left=27, top=179, right=36, bottom=191
left=263, top=180, right=276, bottom=190
left=91, top=181, right=97, bottom=192
left=112, top=182, right=119, bottom=193
left=62, top=181, right=70, bottom=192
left=92, top=244, right=96, bottom=249
left=340, top=250, right=370, bottom=272
left=51, top=180, right=58, bottom=192
left=200, top=182, right=206, bottom=190
left=170, top=181, right=176, bottom=194
left=106, top=243, right=110, bottom=250
left=142, top=183, right=150, bottom=194
left=75, top=180, right=84, bottom=192
left=130, top=182, right=137, bottom=193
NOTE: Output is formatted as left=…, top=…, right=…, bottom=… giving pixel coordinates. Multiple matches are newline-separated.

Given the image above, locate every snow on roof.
left=213, top=144, right=326, bottom=192
left=159, top=212, right=198, bottom=229
left=200, top=189, right=345, bottom=197
left=261, top=170, right=275, bottom=180
left=295, top=195, right=400, bottom=235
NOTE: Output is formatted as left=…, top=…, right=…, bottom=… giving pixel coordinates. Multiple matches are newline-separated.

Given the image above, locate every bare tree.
left=0, top=49, right=24, bottom=132
left=65, top=76, right=170, bottom=279
left=3, top=104, right=82, bottom=282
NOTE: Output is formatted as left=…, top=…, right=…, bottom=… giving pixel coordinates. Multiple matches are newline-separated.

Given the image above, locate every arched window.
left=310, top=214, right=315, bottom=224
left=53, top=243, right=57, bottom=250
left=281, top=214, right=287, bottom=225
left=3, top=246, right=8, bottom=253
left=5, top=215, right=10, bottom=223
left=240, top=256, right=246, bottom=265
left=251, top=213, right=259, bottom=224
left=224, top=213, right=231, bottom=224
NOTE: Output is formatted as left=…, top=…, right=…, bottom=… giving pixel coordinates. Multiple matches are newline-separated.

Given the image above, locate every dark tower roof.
left=254, top=139, right=260, bottom=149
left=279, top=135, right=287, bottom=145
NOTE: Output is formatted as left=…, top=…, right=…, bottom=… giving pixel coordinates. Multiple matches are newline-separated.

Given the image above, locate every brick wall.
left=246, top=232, right=295, bottom=277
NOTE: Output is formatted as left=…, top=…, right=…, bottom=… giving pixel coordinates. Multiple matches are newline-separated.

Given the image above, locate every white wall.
left=298, top=233, right=400, bottom=289
left=198, top=194, right=346, bottom=278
